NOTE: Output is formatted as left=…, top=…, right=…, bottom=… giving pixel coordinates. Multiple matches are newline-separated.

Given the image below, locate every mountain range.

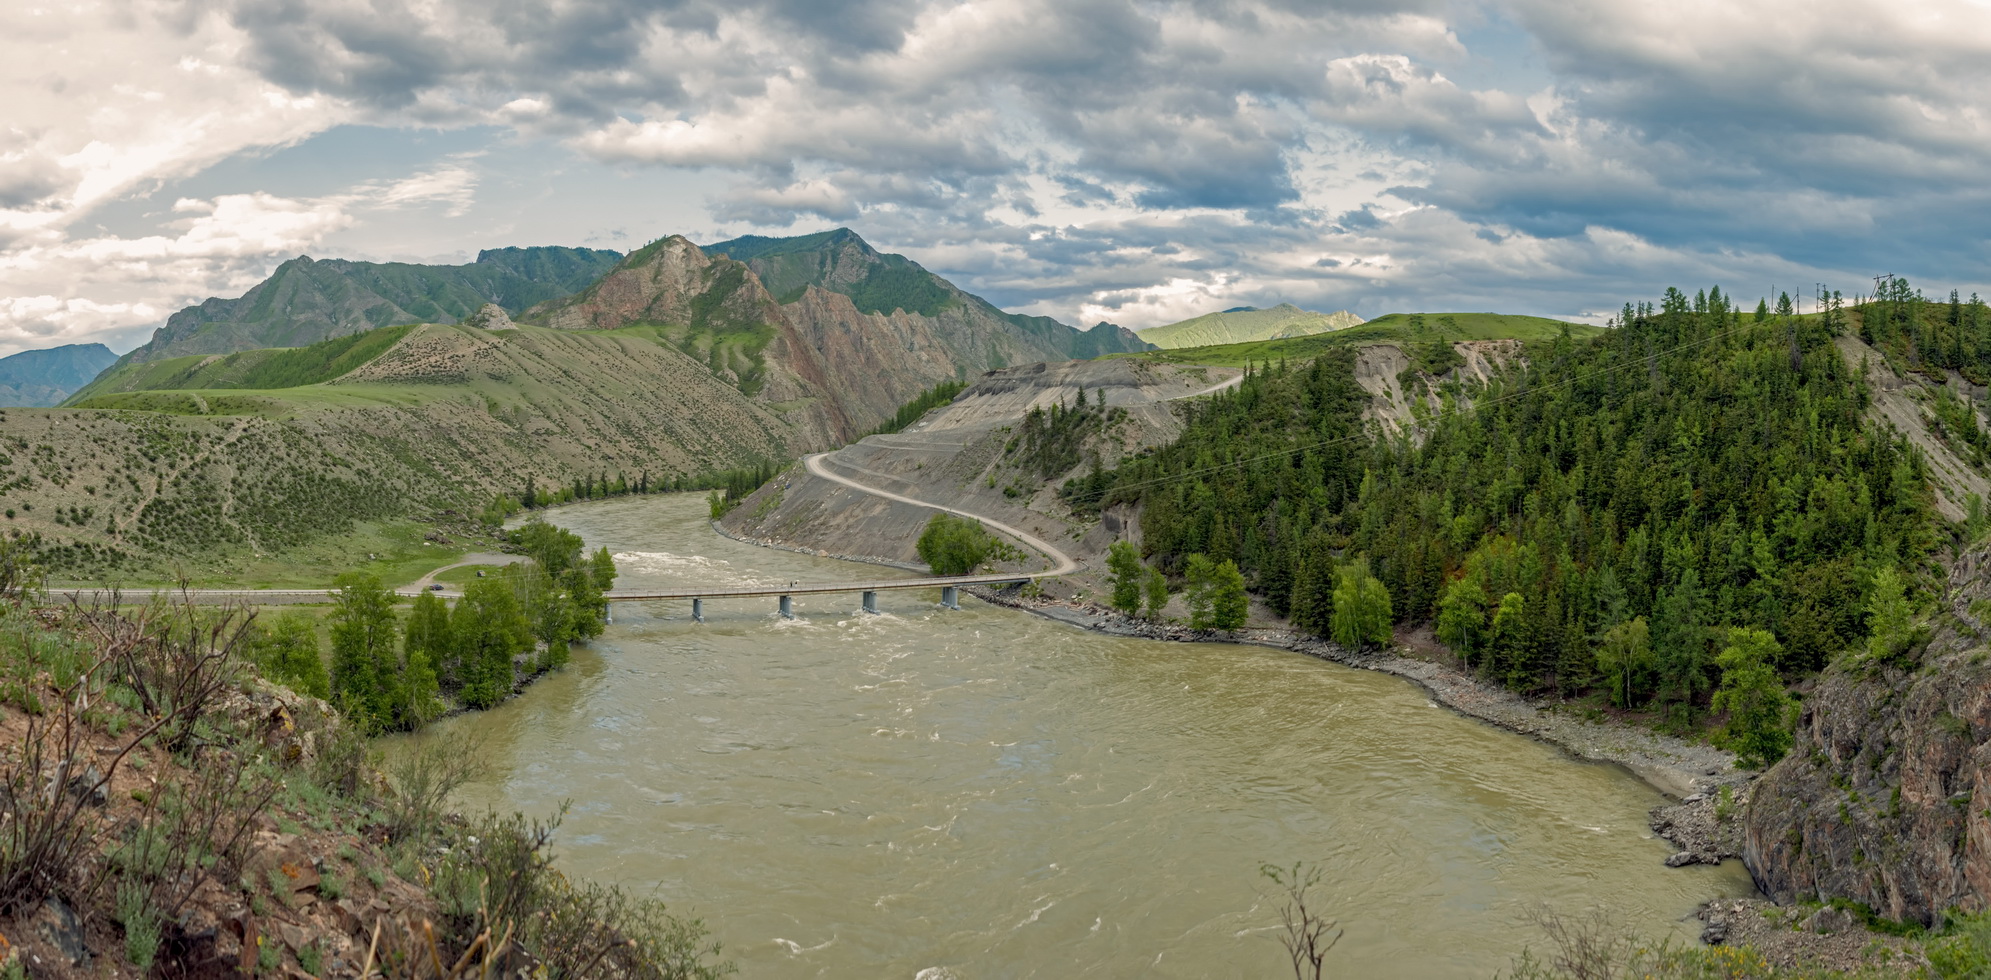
left=8, top=228, right=1150, bottom=579
left=1135, top=302, right=1363, bottom=349
left=116, top=246, right=625, bottom=365
left=0, top=343, right=117, bottom=406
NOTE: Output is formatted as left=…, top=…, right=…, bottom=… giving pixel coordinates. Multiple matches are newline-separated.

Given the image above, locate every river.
left=418, top=493, right=1757, bottom=978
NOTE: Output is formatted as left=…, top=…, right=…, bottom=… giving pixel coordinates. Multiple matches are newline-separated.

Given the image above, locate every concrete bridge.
left=604, top=571, right=1035, bottom=621
left=51, top=573, right=1037, bottom=619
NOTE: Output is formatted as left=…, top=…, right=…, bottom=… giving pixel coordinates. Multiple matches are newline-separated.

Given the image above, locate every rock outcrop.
left=462, top=304, right=515, bottom=330
left=1741, top=545, right=1991, bottom=925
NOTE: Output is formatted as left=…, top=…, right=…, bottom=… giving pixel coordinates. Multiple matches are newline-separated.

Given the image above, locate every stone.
left=1801, top=906, right=1857, bottom=935
left=68, top=764, right=107, bottom=807
left=1700, top=914, right=1729, bottom=945
left=1664, top=851, right=1702, bottom=868
left=35, top=896, right=88, bottom=965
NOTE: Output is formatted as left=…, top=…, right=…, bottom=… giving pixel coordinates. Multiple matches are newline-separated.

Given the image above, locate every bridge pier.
left=941, top=585, right=960, bottom=610
left=862, top=590, right=878, bottom=615
left=691, top=597, right=704, bottom=623
left=779, top=595, right=794, bottom=619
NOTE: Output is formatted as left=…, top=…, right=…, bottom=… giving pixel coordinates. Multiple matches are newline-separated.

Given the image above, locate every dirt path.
left=407, top=552, right=524, bottom=591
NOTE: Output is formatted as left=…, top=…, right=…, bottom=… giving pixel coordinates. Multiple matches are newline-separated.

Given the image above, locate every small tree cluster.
left=1183, top=553, right=1248, bottom=631
left=327, top=522, right=616, bottom=731
left=917, top=514, right=1004, bottom=575
left=1105, top=539, right=1178, bottom=621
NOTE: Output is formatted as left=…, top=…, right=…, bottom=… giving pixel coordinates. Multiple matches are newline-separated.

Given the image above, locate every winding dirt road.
left=803, top=453, right=1082, bottom=575
left=798, top=365, right=1243, bottom=576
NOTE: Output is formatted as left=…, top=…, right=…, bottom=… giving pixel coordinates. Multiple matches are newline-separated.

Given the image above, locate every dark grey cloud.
left=176, top=0, right=1991, bottom=327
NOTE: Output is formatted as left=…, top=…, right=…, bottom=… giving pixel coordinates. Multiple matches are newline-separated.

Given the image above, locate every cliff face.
left=1742, top=546, right=1991, bottom=925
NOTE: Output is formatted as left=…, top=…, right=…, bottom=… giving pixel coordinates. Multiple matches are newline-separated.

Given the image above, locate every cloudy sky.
left=3, top=0, right=1988, bottom=356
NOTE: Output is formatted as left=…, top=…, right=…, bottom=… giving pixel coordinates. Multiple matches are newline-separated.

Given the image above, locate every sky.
left=2, top=0, right=1988, bottom=357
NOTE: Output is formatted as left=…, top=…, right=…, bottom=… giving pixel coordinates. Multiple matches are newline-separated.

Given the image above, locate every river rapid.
left=417, top=494, right=1755, bottom=978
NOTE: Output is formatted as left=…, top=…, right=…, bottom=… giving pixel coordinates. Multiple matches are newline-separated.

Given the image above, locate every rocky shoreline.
left=962, top=584, right=1754, bottom=867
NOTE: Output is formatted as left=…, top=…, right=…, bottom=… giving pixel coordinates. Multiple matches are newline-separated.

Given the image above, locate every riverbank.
left=947, top=585, right=1964, bottom=970
left=964, top=583, right=1752, bottom=865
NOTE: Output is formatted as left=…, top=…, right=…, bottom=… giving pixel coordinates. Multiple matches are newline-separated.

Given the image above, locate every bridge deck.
left=603, top=573, right=1031, bottom=601
left=56, top=574, right=1036, bottom=604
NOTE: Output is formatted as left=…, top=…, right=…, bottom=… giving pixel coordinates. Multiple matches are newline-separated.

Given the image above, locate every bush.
left=421, top=807, right=734, bottom=979
left=917, top=514, right=1002, bottom=575
left=247, top=612, right=329, bottom=699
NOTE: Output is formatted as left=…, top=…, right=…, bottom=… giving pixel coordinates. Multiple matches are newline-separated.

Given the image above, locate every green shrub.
left=917, top=514, right=1002, bottom=575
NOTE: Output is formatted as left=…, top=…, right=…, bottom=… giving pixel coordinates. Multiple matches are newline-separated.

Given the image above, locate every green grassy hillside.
left=12, top=322, right=804, bottom=584
left=1134, top=303, right=1363, bottom=349
left=67, top=326, right=417, bottom=403
left=1122, top=311, right=1597, bottom=366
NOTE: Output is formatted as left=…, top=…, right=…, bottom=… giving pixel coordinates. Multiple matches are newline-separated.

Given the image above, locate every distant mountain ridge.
left=119, top=246, right=623, bottom=364
left=0, top=343, right=118, bottom=407
left=1137, top=302, right=1363, bottom=349
left=524, top=228, right=1152, bottom=440
left=700, top=228, right=1150, bottom=362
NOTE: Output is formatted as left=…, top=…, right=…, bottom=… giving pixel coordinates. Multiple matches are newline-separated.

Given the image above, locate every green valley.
left=1133, top=302, right=1364, bottom=349
left=1123, top=310, right=1596, bottom=366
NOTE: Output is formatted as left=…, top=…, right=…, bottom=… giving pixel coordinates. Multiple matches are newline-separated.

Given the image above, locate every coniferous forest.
left=1082, top=286, right=1987, bottom=729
